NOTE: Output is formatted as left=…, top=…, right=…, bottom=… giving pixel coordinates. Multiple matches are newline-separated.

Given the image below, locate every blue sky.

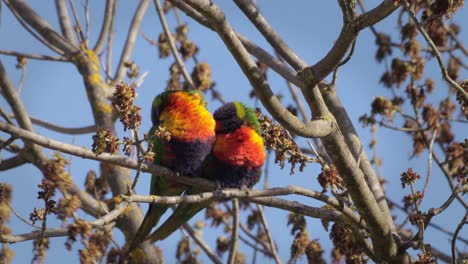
left=0, top=1, right=467, bottom=263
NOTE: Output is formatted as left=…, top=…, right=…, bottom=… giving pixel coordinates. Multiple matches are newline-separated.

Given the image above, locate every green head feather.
left=214, top=102, right=261, bottom=135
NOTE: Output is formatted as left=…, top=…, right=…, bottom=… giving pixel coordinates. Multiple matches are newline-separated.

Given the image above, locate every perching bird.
left=129, top=90, right=216, bottom=251
left=147, top=102, right=266, bottom=242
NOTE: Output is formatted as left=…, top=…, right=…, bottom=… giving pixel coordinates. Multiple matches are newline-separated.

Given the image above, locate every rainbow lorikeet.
left=146, top=102, right=266, bottom=242
left=129, top=90, right=216, bottom=250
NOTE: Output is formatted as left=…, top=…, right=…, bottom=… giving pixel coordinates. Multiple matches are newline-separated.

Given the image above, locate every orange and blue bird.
left=129, top=90, right=216, bottom=250
left=147, top=102, right=266, bottom=242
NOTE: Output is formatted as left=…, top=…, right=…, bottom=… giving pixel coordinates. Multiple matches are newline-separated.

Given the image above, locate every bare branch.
left=8, top=113, right=97, bottom=135
left=445, top=23, right=468, bottom=56
left=0, top=60, right=47, bottom=161
left=184, top=0, right=333, bottom=138
left=3, top=0, right=66, bottom=55
left=358, top=0, right=400, bottom=30
left=182, top=223, right=223, bottom=264
left=113, top=0, right=150, bottom=83
left=452, top=211, right=468, bottom=264
left=0, top=155, right=27, bottom=171
left=0, top=120, right=369, bottom=232
left=153, top=0, right=195, bottom=89
left=84, top=0, right=90, bottom=44
left=55, top=0, right=77, bottom=45
left=0, top=137, right=21, bottom=153
left=420, top=129, right=437, bottom=206
left=227, top=199, right=239, bottom=264
left=93, top=0, right=115, bottom=53
left=402, top=0, right=467, bottom=100
left=234, top=0, right=307, bottom=70
left=68, top=0, right=86, bottom=43
left=0, top=50, right=67, bottom=62
left=0, top=200, right=128, bottom=243
left=320, top=83, right=396, bottom=233
left=169, top=0, right=300, bottom=87
left=5, top=0, right=77, bottom=55
left=105, top=0, right=117, bottom=82
left=256, top=204, right=282, bottom=264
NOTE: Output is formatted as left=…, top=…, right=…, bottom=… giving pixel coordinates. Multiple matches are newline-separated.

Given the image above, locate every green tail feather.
left=147, top=188, right=212, bottom=242
left=128, top=176, right=185, bottom=252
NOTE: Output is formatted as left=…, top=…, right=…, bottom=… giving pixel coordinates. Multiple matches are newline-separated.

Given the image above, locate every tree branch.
left=234, top=0, right=307, bottom=70
left=169, top=0, right=300, bottom=84
left=93, top=0, right=116, bottom=53
left=153, top=0, right=195, bottom=89
left=0, top=50, right=67, bottom=61
left=7, top=113, right=97, bottom=135
left=0, top=60, right=47, bottom=161
left=182, top=223, right=223, bottom=264
left=0, top=121, right=369, bottom=232
left=299, top=82, right=401, bottom=262
left=401, top=0, right=467, bottom=101
left=227, top=199, right=239, bottom=264
left=68, top=0, right=86, bottom=43
left=357, top=0, right=400, bottom=29
left=256, top=204, right=282, bottom=264
left=0, top=155, right=27, bottom=171
left=320, top=83, right=395, bottom=233
left=0, top=200, right=128, bottom=243
left=5, top=0, right=77, bottom=55
left=112, top=0, right=150, bottom=83
left=451, top=211, right=467, bottom=264
left=184, top=0, right=333, bottom=138
left=54, top=0, right=77, bottom=45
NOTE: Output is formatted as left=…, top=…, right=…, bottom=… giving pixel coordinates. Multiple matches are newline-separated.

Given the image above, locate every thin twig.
left=370, top=125, right=383, bottom=179
left=3, top=0, right=66, bottom=55
left=113, top=0, right=150, bottom=83
left=153, top=0, right=195, bottom=89
left=256, top=204, right=283, bottom=264
left=94, top=0, right=115, bottom=53
left=0, top=201, right=129, bottom=243
left=238, top=223, right=270, bottom=253
left=331, top=39, right=356, bottom=85
left=105, top=0, right=117, bottom=82
left=84, top=0, right=90, bottom=46
left=16, top=62, right=26, bottom=94
left=238, top=235, right=269, bottom=255
left=68, top=0, right=86, bottom=42
left=0, top=107, right=15, bottom=125
left=234, top=0, right=306, bottom=70
left=451, top=211, right=468, bottom=264
left=0, top=50, right=67, bottom=61
left=8, top=113, right=97, bottom=134
left=182, top=223, right=223, bottom=264
left=55, top=0, right=77, bottom=45
left=1, top=198, right=40, bottom=229
left=419, top=129, right=437, bottom=207
left=227, top=199, right=239, bottom=264
left=445, top=23, right=468, bottom=56
left=402, top=0, right=467, bottom=100
left=389, top=199, right=468, bottom=245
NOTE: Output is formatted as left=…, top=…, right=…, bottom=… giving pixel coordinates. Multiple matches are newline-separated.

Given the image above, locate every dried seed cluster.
left=330, top=223, right=367, bottom=264
left=112, top=82, right=142, bottom=131
left=92, top=128, right=119, bottom=155
left=256, top=109, right=307, bottom=174
left=287, top=213, right=326, bottom=262
left=400, top=168, right=421, bottom=188
left=317, top=165, right=343, bottom=192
